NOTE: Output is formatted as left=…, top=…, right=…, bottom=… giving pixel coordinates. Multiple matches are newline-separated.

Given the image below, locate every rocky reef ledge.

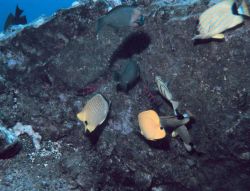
left=0, top=1, right=249, bottom=190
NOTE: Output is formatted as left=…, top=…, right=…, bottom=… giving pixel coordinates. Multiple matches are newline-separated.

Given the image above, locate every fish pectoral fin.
left=212, top=33, right=225, bottom=39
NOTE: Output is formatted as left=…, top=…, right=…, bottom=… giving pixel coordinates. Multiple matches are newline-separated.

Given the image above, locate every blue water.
left=0, top=0, right=76, bottom=31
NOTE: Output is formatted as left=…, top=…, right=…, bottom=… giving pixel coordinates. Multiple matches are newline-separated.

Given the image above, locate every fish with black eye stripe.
left=192, top=0, right=250, bottom=40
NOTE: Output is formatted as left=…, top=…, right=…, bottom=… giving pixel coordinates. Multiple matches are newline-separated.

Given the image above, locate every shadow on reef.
left=135, top=131, right=170, bottom=151
left=86, top=31, right=151, bottom=89
left=85, top=112, right=110, bottom=145
left=0, top=143, right=22, bottom=159
left=193, top=38, right=224, bottom=45
left=109, top=31, right=151, bottom=66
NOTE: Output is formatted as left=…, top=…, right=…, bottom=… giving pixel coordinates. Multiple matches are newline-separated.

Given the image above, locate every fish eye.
left=84, top=121, right=88, bottom=126
left=136, top=15, right=144, bottom=26
left=177, top=115, right=184, bottom=120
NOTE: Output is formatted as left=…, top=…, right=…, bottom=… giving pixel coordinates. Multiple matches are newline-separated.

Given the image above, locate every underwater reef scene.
left=0, top=0, right=250, bottom=190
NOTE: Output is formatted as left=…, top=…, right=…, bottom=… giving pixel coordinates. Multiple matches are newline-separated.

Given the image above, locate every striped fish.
left=155, top=76, right=179, bottom=115
left=138, top=110, right=166, bottom=141
left=193, top=0, right=250, bottom=40
left=77, top=94, right=109, bottom=133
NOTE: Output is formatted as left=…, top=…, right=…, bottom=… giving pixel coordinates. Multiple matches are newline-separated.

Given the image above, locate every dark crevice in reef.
left=0, top=143, right=22, bottom=160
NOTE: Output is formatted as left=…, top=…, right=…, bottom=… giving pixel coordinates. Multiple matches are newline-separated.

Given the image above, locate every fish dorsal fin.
left=107, top=5, right=135, bottom=15
left=212, top=33, right=225, bottom=39
left=15, top=5, right=23, bottom=17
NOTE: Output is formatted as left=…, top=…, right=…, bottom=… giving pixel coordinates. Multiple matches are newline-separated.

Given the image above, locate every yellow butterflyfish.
left=138, top=110, right=166, bottom=141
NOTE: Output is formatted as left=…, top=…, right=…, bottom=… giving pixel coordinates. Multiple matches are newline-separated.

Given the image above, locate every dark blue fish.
left=114, top=59, right=140, bottom=92
left=4, top=5, right=27, bottom=31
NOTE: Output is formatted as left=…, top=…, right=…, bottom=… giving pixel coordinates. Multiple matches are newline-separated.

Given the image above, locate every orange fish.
left=138, top=110, right=166, bottom=141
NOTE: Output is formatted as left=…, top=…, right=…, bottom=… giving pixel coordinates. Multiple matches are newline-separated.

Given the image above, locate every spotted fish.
left=77, top=94, right=109, bottom=133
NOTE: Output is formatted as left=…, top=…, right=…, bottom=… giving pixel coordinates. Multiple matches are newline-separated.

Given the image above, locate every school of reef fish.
left=76, top=1, right=249, bottom=153
left=0, top=0, right=250, bottom=190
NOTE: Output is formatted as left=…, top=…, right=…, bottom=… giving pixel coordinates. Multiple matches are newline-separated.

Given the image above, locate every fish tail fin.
left=238, top=0, right=250, bottom=16
left=171, top=100, right=179, bottom=111
left=96, top=16, right=105, bottom=35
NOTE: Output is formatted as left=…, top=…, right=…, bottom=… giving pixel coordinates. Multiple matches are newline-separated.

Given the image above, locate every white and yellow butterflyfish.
left=193, top=0, right=249, bottom=40
left=77, top=94, right=109, bottom=133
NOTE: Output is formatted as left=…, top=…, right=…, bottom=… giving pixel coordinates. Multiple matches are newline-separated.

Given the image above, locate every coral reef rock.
left=0, top=1, right=250, bottom=190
